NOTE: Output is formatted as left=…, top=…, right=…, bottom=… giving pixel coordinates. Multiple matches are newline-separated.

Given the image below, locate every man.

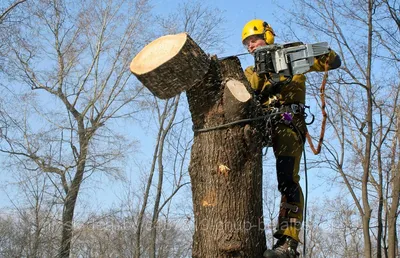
left=241, top=19, right=341, bottom=257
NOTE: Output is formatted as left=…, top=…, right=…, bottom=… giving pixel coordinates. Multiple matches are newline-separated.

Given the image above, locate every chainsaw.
left=253, top=42, right=330, bottom=83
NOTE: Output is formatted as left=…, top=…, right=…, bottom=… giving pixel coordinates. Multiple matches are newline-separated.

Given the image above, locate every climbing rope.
left=192, top=111, right=284, bottom=133
left=305, top=60, right=330, bottom=155
left=302, top=142, right=309, bottom=257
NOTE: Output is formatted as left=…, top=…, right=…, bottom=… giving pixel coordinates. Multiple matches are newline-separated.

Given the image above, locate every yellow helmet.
left=241, top=19, right=275, bottom=45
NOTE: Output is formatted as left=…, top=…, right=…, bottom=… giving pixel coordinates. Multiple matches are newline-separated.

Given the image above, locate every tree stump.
left=130, top=33, right=210, bottom=99
left=130, top=33, right=265, bottom=257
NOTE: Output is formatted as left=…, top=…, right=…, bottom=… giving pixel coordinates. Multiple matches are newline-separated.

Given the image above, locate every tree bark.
left=60, top=137, right=89, bottom=258
left=130, top=33, right=266, bottom=257
left=186, top=57, right=265, bottom=257
left=361, top=1, right=374, bottom=257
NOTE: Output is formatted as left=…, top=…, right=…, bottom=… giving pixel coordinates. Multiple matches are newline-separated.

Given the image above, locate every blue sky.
left=152, top=0, right=293, bottom=67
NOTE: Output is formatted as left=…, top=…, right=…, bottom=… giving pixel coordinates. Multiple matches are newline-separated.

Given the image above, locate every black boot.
left=263, top=236, right=299, bottom=258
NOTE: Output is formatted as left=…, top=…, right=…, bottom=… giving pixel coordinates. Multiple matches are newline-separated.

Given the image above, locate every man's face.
left=243, top=35, right=267, bottom=53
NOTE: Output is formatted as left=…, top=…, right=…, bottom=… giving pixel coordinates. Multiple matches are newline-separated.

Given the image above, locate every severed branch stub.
left=130, top=33, right=211, bottom=99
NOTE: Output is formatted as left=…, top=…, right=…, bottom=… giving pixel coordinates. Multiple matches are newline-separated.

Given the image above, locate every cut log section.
left=130, top=33, right=211, bottom=99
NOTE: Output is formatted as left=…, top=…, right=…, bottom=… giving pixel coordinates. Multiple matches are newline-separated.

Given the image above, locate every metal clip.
left=290, top=104, right=304, bottom=114
left=281, top=202, right=299, bottom=213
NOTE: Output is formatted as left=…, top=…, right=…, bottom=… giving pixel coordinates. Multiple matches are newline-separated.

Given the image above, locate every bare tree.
left=156, top=0, right=226, bottom=54
left=0, top=0, right=152, bottom=257
left=0, top=170, right=61, bottom=257
left=13, top=172, right=60, bottom=257
left=59, top=207, right=191, bottom=257
left=133, top=95, right=186, bottom=258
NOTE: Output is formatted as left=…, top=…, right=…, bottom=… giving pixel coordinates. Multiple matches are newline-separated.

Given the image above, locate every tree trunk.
left=60, top=138, right=89, bottom=258
left=186, top=57, right=265, bottom=257
left=362, top=1, right=374, bottom=257
left=130, top=33, right=266, bottom=257
left=134, top=127, right=162, bottom=258
left=150, top=96, right=180, bottom=258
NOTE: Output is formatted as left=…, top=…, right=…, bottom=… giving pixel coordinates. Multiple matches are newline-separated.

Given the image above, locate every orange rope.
left=306, top=61, right=330, bottom=155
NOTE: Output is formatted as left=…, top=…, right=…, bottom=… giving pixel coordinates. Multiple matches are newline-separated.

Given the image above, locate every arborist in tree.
left=241, top=19, right=341, bottom=258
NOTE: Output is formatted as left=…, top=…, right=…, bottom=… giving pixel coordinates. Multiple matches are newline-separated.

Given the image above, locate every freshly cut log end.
left=130, top=32, right=211, bottom=99
left=225, top=79, right=251, bottom=102
left=130, top=33, right=187, bottom=75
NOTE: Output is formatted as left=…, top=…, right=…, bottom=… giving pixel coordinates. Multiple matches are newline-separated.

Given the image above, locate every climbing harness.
left=192, top=76, right=284, bottom=135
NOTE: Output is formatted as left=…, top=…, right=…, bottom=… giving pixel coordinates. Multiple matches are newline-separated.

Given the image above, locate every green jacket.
left=244, top=49, right=341, bottom=106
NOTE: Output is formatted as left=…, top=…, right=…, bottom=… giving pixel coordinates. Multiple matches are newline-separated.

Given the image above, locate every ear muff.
left=262, top=22, right=275, bottom=45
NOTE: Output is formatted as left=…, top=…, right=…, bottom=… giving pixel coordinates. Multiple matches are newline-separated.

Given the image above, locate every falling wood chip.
left=218, top=164, right=231, bottom=177
left=202, top=190, right=217, bottom=207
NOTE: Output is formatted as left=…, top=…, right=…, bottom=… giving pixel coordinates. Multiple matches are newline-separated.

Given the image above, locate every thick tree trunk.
left=130, top=33, right=266, bottom=257
left=186, top=57, right=265, bottom=257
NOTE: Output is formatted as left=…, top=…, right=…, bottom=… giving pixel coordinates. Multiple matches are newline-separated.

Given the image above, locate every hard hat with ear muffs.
left=241, top=19, right=275, bottom=45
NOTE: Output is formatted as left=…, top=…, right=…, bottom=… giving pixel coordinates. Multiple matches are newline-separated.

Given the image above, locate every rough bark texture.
left=130, top=33, right=210, bottom=99
left=186, top=57, right=265, bottom=257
